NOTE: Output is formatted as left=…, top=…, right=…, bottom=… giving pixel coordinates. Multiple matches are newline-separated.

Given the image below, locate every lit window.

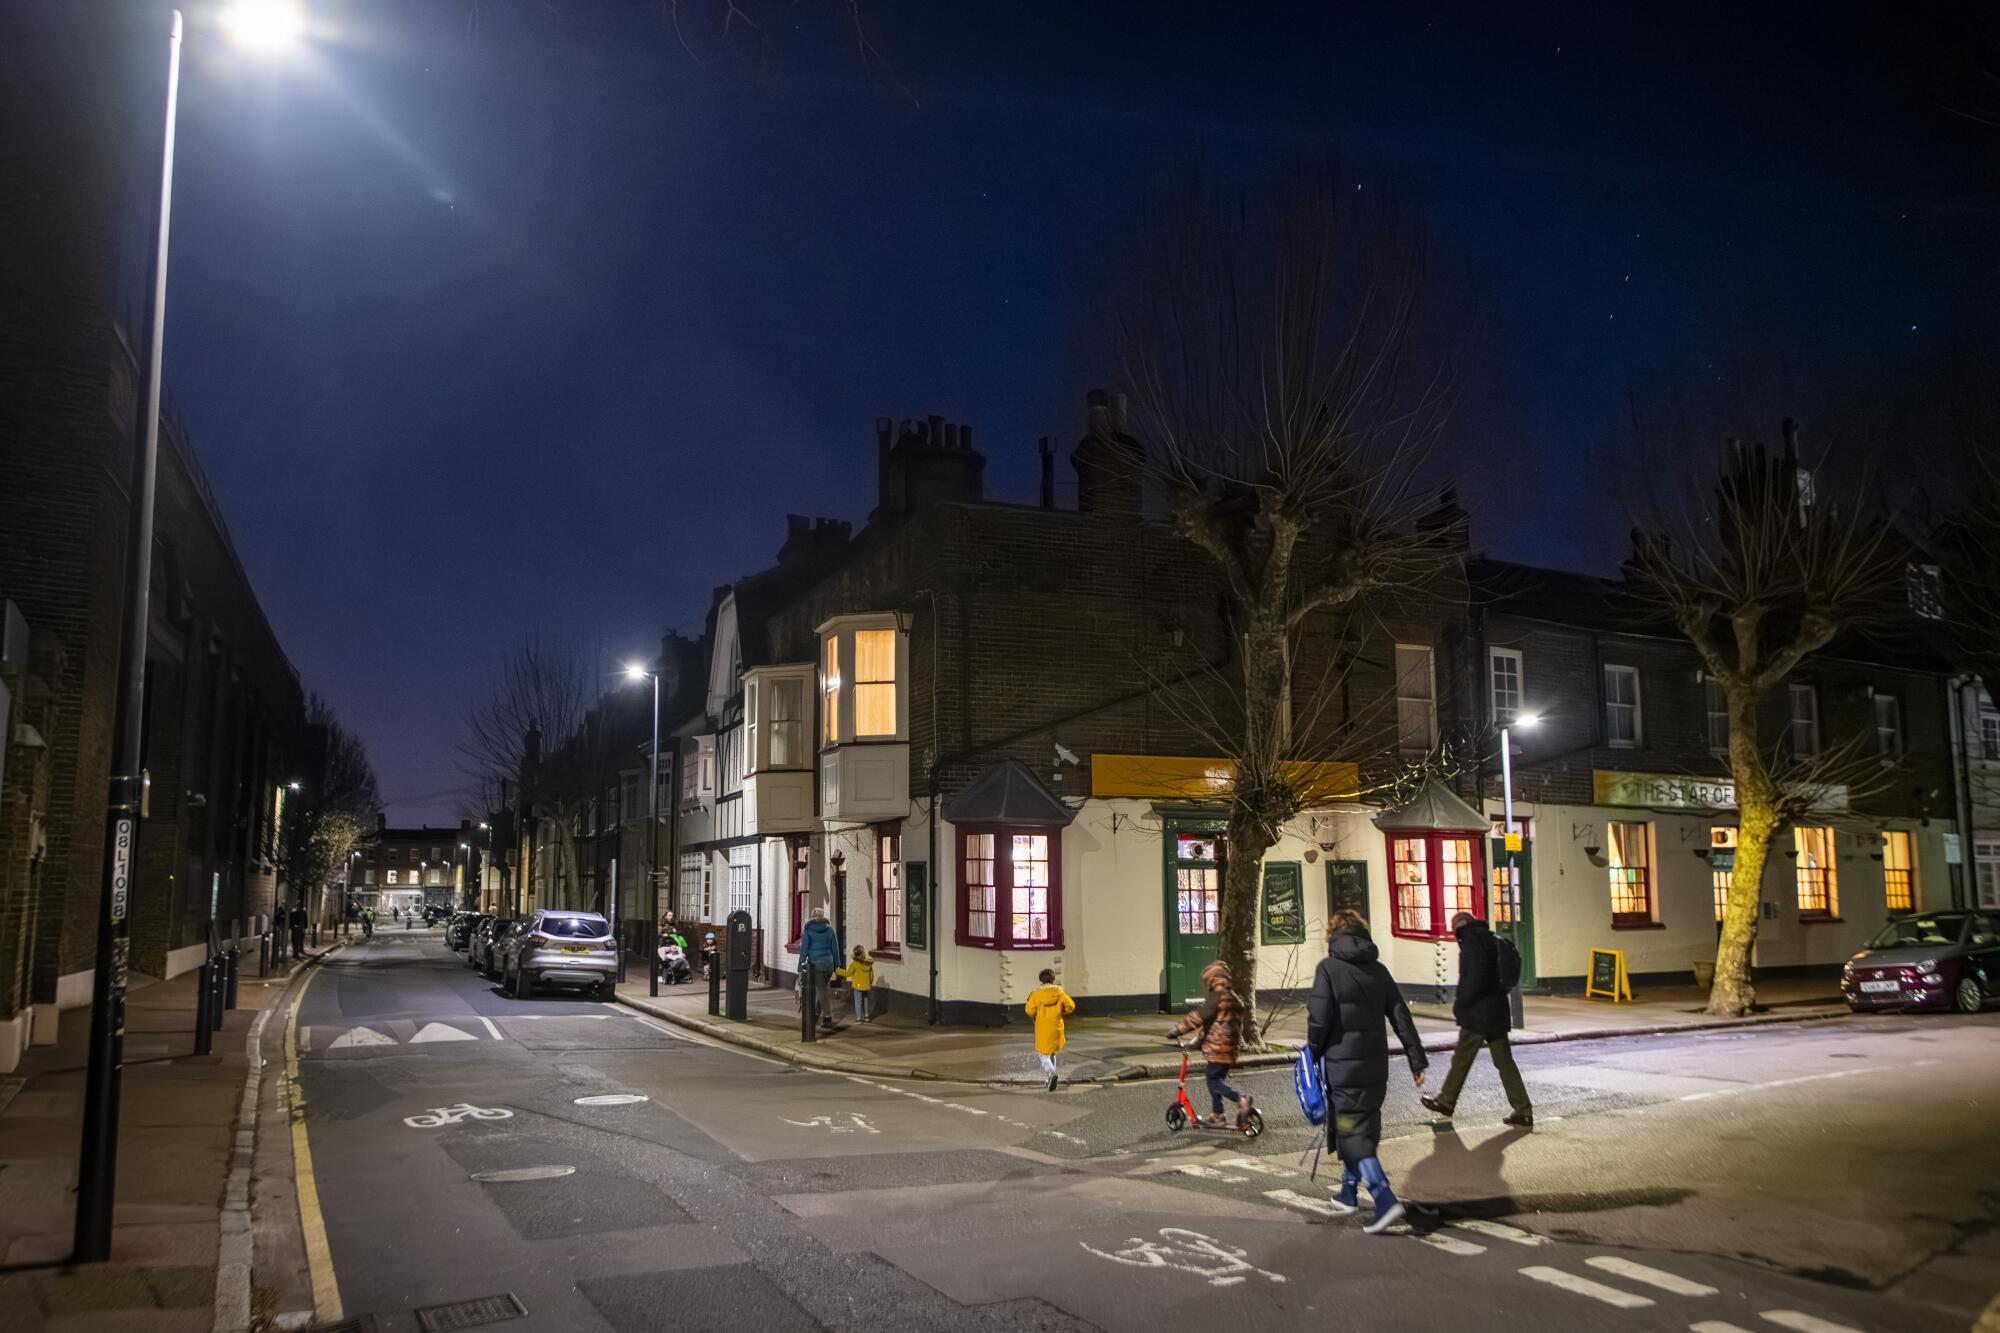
left=1882, top=830, right=1913, bottom=912
left=1395, top=644, right=1436, bottom=757
left=1794, top=826, right=1838, bottom=917
left=1489, top=648, right=1523, bottom=726
left=1603, top=665, right=1642, bottom=747
left=876, top=826, right=902, bottom=953
left=1392, top=837, right=1431, bottom=935
left=1874, top=694, right=1903, bottom=757
left=854, top=630, right=897, bottom=737
left=956, top=825, right=1063, bottom=948
left=1175, top=835, right=1221, bottom=937
left=1705, top=679, right=1730, bottom=753
left=822, top=638, right=839, bottom=745
left=1441, top=838, right=1477, bottom=919
left=1386, top=831, right=1481, bottom=939
left=386, top=869, right=399, bottom=885
left=1710, top=826, right=1737, bottom=921
left=1789, top=683, right=1820, bottom=756
left=1606, top=820, right=1653, bottom=925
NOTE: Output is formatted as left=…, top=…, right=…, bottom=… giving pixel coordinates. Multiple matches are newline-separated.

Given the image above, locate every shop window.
left=1385, top=830, right=1482, bottom=940
left=1794, top=826, right=1838, bottom=917
left=955, top=825, right=1063, bottom=948
left=876, top=826, right=902, bottom=955
left=1882, top=830, right=1913, bottom=912
left=1606, top=820, right=1654, bottom=926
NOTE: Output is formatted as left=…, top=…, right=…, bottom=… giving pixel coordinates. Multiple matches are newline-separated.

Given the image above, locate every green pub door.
left=1163, top=822, right=1226, bottom=1009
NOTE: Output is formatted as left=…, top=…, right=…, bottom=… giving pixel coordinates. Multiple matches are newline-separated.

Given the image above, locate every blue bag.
left=1292, top=1045, right=1326, bottom=1127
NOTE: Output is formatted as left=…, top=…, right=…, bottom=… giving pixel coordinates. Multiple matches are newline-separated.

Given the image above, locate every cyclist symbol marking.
left=402, top=1103, right=513, bottom=1129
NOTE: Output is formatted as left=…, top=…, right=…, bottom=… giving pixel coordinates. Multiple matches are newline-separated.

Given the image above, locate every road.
left=283, top=930, right=2000, bottom=1333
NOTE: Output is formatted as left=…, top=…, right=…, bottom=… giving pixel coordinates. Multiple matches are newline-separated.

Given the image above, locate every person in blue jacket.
left=799, top=907, right=843, bottom=1030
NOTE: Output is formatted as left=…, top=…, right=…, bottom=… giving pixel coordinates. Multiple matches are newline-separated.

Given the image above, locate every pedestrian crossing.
left=302, top=1013, right=613, bottom=1051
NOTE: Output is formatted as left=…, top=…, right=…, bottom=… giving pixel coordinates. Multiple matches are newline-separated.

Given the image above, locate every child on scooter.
left=1174, top=960, right=1254, bottom=1129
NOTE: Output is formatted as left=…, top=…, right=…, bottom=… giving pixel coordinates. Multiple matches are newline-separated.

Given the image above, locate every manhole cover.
left=415, top=1293, right=527, bottom=1330
left=469, top=1166, right=575, bottom=1183
left=573, top=1093, right=649, bottom=1106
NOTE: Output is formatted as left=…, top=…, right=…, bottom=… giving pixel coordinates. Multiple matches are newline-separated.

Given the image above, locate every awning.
left=942, top=759, right=1076, bottom=828
left=1372, top=779, right=1489, bottom=833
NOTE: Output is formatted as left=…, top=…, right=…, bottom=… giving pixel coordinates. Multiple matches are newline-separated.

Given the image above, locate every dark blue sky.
left=151, top=1, right=2000, bottom=822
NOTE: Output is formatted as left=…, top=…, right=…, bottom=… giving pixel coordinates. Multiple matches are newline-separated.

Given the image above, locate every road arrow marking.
left=1519, top=1266, right=1654, bottom=1309
left=1585, top=1256, right=1716, bottom=1296
left=410, top=1022, right=478, bottom=1043
left=1451, top=1219, right=1548, bottom=1246
left=327, top=1026, right=394, bottom=1049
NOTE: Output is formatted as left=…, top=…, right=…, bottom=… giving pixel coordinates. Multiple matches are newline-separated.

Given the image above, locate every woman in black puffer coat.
left=1304, top=909, right=1429, bottom=1233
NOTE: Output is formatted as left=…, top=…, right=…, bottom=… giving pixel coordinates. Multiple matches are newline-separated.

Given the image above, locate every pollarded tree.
left=1114, top=179, right=1462, bottom=1032
left=1627, top=428, right=1906, bottom=1017
left=459, top=633, right=593, bottom=908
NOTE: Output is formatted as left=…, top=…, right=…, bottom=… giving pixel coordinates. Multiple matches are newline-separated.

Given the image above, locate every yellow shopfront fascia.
left=1091, top=754, right=1360, bottom=803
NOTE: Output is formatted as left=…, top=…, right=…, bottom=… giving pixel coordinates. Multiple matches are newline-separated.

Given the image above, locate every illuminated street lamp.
left=1497, top=712, right=1539, bottom=1026
left=75, top=4, right=303, bottom=1264
left=625, top=662, right=661, bottom=996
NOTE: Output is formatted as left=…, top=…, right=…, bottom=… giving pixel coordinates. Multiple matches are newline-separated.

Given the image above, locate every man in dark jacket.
left=1306, top=910, right=1428, bottom=1234
left=1422, top=911, right=1533, bottom=1128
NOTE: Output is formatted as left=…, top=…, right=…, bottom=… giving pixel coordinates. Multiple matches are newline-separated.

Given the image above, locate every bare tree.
left=460, top=633, right=593, bottom=908
left=281, top=695, right=382, bottom=919
left=1627, top=429, right=1907, bottom=1017
left=1113, top=177, right=1463, bottom=1032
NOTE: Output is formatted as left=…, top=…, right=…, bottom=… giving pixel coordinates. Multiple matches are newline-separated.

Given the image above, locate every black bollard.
left=193, top=958, right=213, bottom=1054
left=648, top=921, right=660, bottom=998
left=210, top=961, right=226, bottom=1031
left=225, top=947, right=240, bottom=1009
left=259, top=927, right=270, bottom=978
left=615, top=921, right=628, bottom=985
left=799, top=964, right=817, bottom=1042
left=708, top=952, right=721, bottom=1016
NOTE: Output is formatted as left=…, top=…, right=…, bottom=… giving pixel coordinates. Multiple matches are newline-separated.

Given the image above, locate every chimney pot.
left=959, top=423, right=974, bottom=452
left=928, top=413, right=944, bottom=446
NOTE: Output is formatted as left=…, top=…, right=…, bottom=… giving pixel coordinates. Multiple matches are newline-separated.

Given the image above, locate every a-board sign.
left=905, top=861, right=928, bottom=951
left=1585, top=947, right=1632, bottom=1002
left=1261, top=862, right=1304, bottom=944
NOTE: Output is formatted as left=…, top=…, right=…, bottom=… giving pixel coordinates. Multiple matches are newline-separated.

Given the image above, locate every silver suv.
left=501, top=910, right=617, bottom=999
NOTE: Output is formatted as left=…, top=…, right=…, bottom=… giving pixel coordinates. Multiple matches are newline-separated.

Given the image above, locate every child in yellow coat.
left=1024, top=967, right=1076, bottom=1091
left=833, top=946, right=875, bottom=1023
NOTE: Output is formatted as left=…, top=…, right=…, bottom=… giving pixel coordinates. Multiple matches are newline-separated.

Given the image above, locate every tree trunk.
left=1220, top=802, right=1275, bottom=1044
left=1708, top=686, right=1776, bottom=1017
left=1218, top=609, right=1292, bottom=1046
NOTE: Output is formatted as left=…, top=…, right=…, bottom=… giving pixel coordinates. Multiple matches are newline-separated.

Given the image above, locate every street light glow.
left=624, top=662, right=648, bottom=682
left=1513, top=712, right=1542, bottom=728
left=220, top=1, right=306, bottom=51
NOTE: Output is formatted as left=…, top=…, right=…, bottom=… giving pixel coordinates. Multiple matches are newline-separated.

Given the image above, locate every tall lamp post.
left=74, top=1, right=304, bottom=1264
left=1498, top=712, right=1540, bottom=1030
left=625, top=663, right=661, bottom=996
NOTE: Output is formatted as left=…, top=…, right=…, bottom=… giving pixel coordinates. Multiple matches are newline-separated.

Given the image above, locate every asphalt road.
left=290, top=930, right=2000, bottom=1333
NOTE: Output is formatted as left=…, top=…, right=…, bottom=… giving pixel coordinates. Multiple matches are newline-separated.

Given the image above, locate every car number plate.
left=561, top=945, right=590, bottom=954
left=1859, top=980, right=1899, bottom=993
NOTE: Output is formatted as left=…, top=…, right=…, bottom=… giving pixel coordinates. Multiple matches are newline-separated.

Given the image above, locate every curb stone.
left=615, top=992, right=1849, bottom=1087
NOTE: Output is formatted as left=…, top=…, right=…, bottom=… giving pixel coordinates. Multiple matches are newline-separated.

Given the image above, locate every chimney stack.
left=1038, top=437, right=1056, bottom=509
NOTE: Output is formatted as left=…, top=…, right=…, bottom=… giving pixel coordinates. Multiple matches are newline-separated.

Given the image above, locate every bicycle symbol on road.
left=782, top=1112, right=880, bottom=1135
left=402, top=1103, right=514, bottom=1129
left=1080, top=1228, right=1287, bottom=1287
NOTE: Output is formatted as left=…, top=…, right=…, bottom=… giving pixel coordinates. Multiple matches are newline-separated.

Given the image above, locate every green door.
left=1489, top=836, right=1536, bottom=986
left=1164, top=822, right=1226, bottom=1009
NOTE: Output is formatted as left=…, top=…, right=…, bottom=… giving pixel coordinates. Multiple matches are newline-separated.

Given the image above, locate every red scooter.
left=1163, top=1041, right=1264, bottom=1137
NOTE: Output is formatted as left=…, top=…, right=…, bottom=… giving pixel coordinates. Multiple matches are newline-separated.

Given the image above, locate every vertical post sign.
left=109, top=817, right=133, bottom=1027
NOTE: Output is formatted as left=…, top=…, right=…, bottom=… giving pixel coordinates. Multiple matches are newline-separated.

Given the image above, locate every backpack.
left=1496, top=936, right=1523, bottom=990
left=1292, top=1045, right=1327, bottom=1127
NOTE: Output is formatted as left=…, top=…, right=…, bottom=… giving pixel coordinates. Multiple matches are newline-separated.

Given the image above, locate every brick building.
left=351, top=822, right=484, bottom=919
left=0, top=5, right=305, bottom=1071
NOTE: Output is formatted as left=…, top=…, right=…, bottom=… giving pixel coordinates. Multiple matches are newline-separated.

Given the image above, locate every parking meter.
left=725, top=909, right=752, bottom=1020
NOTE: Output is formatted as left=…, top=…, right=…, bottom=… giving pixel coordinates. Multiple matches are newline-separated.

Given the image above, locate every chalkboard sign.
left=905, top=861, right=928, bottom=951
left=1326, top=860, right=1368, bottom=919
left=1585, top=947, right=1631, bottom=1002
left=1261, top=862, right=1305, bottom=944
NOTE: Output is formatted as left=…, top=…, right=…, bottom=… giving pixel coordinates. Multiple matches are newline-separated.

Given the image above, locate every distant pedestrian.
left=1306, top=909, right=1429, bottom=1234
left=1422, top=911, right=1533, bottom=1129
left=362, top=907, right=375, bottom=939
left=289, top=904, right=307, bottom=959
left=1024, top=967, right=1075, bottom=1091
left=834, top=946, right=876, bottom=1023
left=799, top=907, right=842, bottom=1029
left=1174, top=961, right=1253, bottom=1129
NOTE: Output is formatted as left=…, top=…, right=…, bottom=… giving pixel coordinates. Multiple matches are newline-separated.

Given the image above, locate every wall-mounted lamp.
left=1582, top=845, right=1607, bottom=868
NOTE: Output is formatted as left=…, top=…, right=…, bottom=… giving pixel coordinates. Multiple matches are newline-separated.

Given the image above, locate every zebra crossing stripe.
left=1519, top=1266, right=1656, bottom=1309
left=1420, top=1233, right=1486, bottom=1256
left=1450, top=1219, right=1548, bottom=1246
left=1690, top=1323, right=1757, bottom=1333
left=1263, top=1188, right=1351, bottom=1218
left=1585, top=1256, right=1716, bottom=1296
left=1761, top=1312, right=1864, bottom=1333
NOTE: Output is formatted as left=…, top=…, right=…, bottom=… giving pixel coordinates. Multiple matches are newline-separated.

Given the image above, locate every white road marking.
left=1171, top=1164, right=1248, bottom=1182
left=1080, top=1228, right=1285, bottom=1286
left=1519, top=1266, right=1655, bottom=1309
left=1419, top=1233, right=1486, bottom=1256
left=628, top=1016, right=696, bottom=1041
left=1263, top=1188, right=1351, bottom=1217
left=574, top=1093, right=650, bottom=1106
left=402, top=1103, right=512, bottom=1129
left=1585, top=1256, right=1716, bottom=1296
left=475, top=1016, right=504, bottom=1040
left=1680, top=1060, right=1943, bottom=1102
left=1690, top=1323, right=1758, bottom=1333
left=1216, top=1156, right=1294, bottom=1178
left=327, top=1026, right=394, bottom=1049
left=782, top=1112, right=880, bottom=1135
left=410, top=1022, right=477, bottom=1044
left=1450, top=1219, right=1548, bottom=1246
left=469, top=1165, right=574, bottom=1182
left=1762, top=1312, right=1864, bottom=1333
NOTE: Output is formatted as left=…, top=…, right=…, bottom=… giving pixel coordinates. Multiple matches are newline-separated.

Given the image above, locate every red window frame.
left=875, top=824, right=902, bottom=957
left=955, top=824, right=1064, bottom=949
left=785, top=837, right=810, bottom=952
left=1383, top=830, right=1485, bottom=941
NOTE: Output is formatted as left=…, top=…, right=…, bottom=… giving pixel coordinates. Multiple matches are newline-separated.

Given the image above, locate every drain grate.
left=415, top=1293, right=528, bottom=1331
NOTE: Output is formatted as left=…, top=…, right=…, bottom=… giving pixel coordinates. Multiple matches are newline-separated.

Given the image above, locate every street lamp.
left=76, top=5, right=303, bottom=1264
left=624, top=662, right=661, bottom=996
left=1497, top=712, right=1539, bottom=1025
left=220, top=0, right=306, bottom=51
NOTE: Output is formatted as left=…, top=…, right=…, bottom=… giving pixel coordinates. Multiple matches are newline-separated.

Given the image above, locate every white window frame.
left=1789, top=682, right=1820, bottom=756
left=1794, top=825, right=1839, bottom=917
left=1489, top=648, right=1523, bottom=727
left=1394, top=644, right=1437, bottom=757
left=1603, top=664, right=1642, bottom=748
left=817, top=614, right=908, bottom=748
left=1976, top=840, right=2000, bottom=911
left=745, top=667, right=812, bottom=773
left=1979, top=701, right=2000, bottom=760
left=1873, top=692, right=1903, bottom=757
left=727, top=844, right=754, bottom=915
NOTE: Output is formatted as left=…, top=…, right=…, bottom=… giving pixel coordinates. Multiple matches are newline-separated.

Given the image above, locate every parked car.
left=1841, top=910, right=1999, bottom=1014
left=499, top=910, right=617, bottom=1000
left=468, top=916, right=513, bottom=976
left=445, top=912, right=481, bottom=951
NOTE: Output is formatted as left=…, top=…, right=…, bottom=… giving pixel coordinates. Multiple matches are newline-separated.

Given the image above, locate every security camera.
left=1054, top=743, right=1079, bottom=767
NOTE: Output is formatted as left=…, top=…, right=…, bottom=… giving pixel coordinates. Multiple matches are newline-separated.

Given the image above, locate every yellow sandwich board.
left=1585, top=947, right=1632, bottom=1002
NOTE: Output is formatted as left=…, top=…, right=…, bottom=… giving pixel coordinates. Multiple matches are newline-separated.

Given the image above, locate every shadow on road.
left=1400, top=1124, right=1694, bottom=1226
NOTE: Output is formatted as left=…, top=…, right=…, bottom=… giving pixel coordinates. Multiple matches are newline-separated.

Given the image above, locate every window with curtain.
left=787, top=841, right=810, bottom=948
left=1386, top=830, right=1482, bottom=939
left=1392, top=837, right=1432, bottom=936
left=1603, top=665, right=1641, bottom=747
left=727, top=844, right=754, bottom=914
left=956, top=826, right=1063, bottom=948
left=1882, top=830, right=1913, bottom=912
left=745, top=681, right=758, bottom=773
left=876, top=826, right=902, bottom=953
left=769, top=678, right=804, bottom=768
left=1606, top=820, right=1653, bottom=925
left=1794, top=826, right=1838, bottom=916
left=854, top=629, right=897, bottom=736
left=822, top=637, right=839, bottom=744
left=1011, top=834, right=1051, bottom=942
left=1710, top=826, right=1737, bottom=921
left=679, top=851, right=705, bottom=920
left=1441, top=838, right=1477, bottom=918
left=1395, top=645, right=1436, bottom=756
left=964, top=833, right=995, bottom=940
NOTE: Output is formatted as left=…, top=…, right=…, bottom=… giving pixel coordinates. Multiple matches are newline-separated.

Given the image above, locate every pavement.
left=611, top=971, right=1852, bottom=1084
left=269, top=930, right=1996, bottom=1333
left=0, top=934, right=332, bottom=1333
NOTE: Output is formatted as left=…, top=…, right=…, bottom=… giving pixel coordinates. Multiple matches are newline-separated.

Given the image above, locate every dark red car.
left=1841, top=910, right=2000, bottom=1014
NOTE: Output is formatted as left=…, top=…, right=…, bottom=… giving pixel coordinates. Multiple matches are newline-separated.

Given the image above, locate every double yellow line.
left=284, top=966, right=342, bottom=1322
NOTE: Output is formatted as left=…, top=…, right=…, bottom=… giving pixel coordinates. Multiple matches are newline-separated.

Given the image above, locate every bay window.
left=1385, top=830, right=1483, bottom=940
left=768, top=678, right=805, bottom=767
left=818, top=616, right=907, bottom=747
left=876, top=825, right=903, bottom=954
left=854, top=630, right=897, bottom=737
left=956, top=825, right=1063, bottom=948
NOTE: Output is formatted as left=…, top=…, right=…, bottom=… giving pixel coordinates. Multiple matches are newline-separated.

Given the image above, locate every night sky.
left=146, top=1, right=2000, bottom=823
